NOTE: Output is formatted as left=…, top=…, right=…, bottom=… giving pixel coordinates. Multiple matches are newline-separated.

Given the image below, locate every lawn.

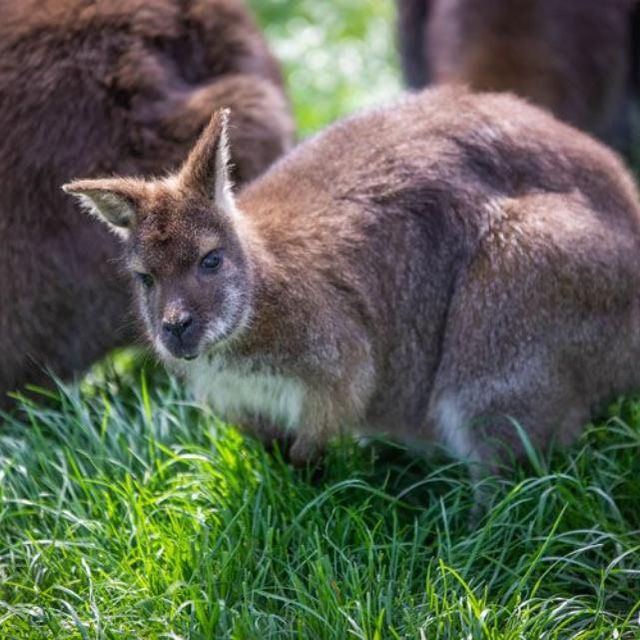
left=2, top=1, right=640, bottom=638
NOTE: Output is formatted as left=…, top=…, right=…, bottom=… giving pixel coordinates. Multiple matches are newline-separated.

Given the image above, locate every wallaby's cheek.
left=197, top=281, right=247, bottom=347
left=134, top=285, right=164, bottom=345
left=135, top=295, right=154, bottom=336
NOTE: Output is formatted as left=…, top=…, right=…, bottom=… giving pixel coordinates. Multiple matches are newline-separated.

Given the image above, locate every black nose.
left=162, top=314, right=193, bottom=339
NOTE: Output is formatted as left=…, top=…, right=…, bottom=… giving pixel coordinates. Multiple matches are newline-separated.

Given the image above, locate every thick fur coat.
left=397, top=0, right=640, bottom=151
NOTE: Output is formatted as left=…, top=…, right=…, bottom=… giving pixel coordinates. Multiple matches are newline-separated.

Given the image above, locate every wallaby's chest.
left=187, top=356, right=306, bottom=430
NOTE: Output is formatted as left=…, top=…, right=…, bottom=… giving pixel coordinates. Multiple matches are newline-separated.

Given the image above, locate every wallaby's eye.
left=200, top=249, right=224, bottom=273
left=136, top=272, right=154, bottom=289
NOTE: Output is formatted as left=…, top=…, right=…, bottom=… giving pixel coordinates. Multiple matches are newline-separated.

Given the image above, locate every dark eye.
left=136, top=272, right=154, bottom=289
left=200, top=249, right=224, bottom=273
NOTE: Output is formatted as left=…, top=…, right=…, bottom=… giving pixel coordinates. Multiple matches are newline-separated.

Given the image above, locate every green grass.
left=2, top=367, right=640, bottom=638
left=248, top=0, right=401, bottom=137
left=2, top=1, right=640, bottom=638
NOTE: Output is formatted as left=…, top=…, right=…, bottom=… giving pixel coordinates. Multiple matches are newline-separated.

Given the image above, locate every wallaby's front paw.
left=235, top=416, right=293, bottom=456
left=288, top=435, right=324, bottom=468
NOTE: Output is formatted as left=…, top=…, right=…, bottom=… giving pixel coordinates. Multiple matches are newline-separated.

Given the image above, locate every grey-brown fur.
left=65, top=88, right=640, bottom=475
left=396, top=0, right=639, bottom=151
left=0, top=0, right=294, bottom=406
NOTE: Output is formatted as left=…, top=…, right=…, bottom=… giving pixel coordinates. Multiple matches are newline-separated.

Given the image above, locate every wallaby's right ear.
left=179, top=108, right=234, bottom=212
left=62, top=178, right=144, bottom=239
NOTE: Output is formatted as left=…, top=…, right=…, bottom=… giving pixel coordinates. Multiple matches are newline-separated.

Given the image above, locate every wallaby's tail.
left=396, top=0, right=432, bottom=88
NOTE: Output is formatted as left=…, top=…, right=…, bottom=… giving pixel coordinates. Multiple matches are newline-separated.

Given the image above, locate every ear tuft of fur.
left=179, top=108, right=235, bottom=212
left=62, top=178, right=142, bottom=239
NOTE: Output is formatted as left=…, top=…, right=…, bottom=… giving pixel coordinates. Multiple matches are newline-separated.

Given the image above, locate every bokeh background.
left=249, top=0, right=401, bottom=136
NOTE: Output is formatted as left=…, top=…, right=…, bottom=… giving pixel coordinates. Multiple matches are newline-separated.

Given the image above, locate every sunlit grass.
left=1, top=367, right=640, bottom=637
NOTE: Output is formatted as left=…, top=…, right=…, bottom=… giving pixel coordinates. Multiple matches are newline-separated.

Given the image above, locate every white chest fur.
left=186, top=355, right=306, bottom=430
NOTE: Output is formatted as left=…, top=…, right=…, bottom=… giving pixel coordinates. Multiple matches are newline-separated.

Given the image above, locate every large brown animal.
left=397, top=0, right=639, bottom=151
left=65, top=88, right=640, bottom=480
left=0, top=0, right=294, bottom=406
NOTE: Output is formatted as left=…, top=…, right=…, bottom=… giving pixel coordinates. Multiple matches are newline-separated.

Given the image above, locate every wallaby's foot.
left=288, top=434, right=326, bottom=468
left=233, top=415, right=294, bottom=459
left=240, top=416, right=325, bottom=469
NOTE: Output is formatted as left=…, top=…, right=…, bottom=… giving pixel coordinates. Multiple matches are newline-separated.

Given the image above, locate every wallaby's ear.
left=179, top=108, right=234, bottom=211
left=62, top=178, right=144, bottom=239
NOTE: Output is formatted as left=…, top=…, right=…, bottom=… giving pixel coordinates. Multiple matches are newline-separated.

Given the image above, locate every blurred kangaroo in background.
left=397, top=0, right=640, bottom=152
left=0, top=0, right=294, bottom=407
left=66, top=88, right=640, bottom=478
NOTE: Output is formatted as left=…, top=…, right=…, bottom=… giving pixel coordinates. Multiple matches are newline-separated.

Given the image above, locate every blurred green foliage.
left=249, top=0, right=402, bottom=137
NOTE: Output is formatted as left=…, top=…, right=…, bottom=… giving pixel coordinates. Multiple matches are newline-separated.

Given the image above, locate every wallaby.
left=0, top=0, right=294, bottom=407
left=65, top=87, right=640, bottom=477
left=397, top=0, right=640, bottom=152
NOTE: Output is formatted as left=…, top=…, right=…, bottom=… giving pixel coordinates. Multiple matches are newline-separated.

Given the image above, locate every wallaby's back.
left=237, top=88, right=640, bottom=463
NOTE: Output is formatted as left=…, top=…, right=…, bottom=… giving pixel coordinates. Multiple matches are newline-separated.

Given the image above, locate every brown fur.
left=396, top=0, right=639, bottom=151
left=65, top=87, right=640, bottom=477
left=0, top=0, right=294, bottom=406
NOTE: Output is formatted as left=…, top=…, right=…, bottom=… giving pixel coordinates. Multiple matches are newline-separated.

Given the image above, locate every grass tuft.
left=1, top=362, right=640, bottom=638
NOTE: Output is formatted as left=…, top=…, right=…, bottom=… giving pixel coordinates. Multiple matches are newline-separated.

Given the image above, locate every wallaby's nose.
left=162, top=313, right=193, bottom=339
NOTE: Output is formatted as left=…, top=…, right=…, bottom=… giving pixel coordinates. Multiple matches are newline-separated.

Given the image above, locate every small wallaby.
left=65, top=88, right=640, bottom=476
left=0, top=0, right=294, bottom=407
left=397, top=0, right=640, bottom=152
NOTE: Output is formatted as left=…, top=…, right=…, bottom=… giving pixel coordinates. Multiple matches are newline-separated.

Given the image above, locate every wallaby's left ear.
left=62, top=178, right=144, bottom=239
left=179, top=108, right=234, bottom=211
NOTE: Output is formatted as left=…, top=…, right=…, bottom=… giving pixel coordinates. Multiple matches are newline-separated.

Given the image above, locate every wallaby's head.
left=64, top=110, right=255, bottom=361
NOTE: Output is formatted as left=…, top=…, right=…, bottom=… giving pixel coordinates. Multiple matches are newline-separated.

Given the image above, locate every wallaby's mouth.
left=169, top=345, right=200, bottom=361
left=161, top=346, right=200, bottom=362
left=157, top=333, right=202, bottom=362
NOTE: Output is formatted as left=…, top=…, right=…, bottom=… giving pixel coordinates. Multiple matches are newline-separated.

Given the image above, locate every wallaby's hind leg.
left=430, top=377, right=592, bottom=521
left=429, top=365, right=591, bottom=475
left=427, top=192, right=640, bottom=476
left=396, top=0, right=433, bottom=89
